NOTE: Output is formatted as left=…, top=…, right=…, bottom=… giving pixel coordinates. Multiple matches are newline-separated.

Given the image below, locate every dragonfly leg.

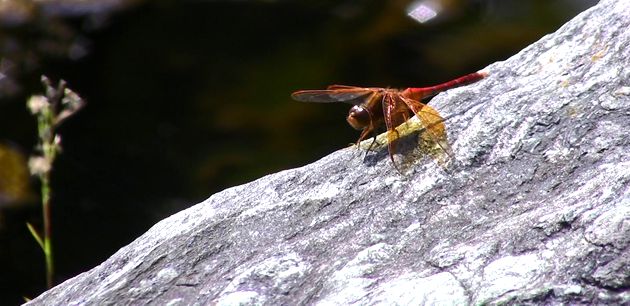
left=363, top=132, right=380, bottom=158
left=387, top=129, right=401, bottom=169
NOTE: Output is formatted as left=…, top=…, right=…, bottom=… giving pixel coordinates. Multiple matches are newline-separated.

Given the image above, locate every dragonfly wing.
left=400, top=96, right=452, bottom=162
left=399, top=97, right=445, bottom=135
left=291, top=87, right=374, bottom=105
left=326, top=85, right=363, bottom=90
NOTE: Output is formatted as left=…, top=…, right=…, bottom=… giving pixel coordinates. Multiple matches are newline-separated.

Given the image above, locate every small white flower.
left=53, top=135, right=62, bottom=146
left=27, top=95, right=49, bottom=114
left=28, top=156, right=51, bottom=176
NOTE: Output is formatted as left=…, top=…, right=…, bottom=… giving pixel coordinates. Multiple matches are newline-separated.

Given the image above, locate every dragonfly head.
left=347, top=105, right=371, bottom=130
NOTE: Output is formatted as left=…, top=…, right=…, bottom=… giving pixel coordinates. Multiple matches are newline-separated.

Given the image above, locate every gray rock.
left=26, top=0, right=629, bottom=305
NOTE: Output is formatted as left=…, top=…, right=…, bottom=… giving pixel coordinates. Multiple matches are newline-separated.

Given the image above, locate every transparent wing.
left=291, top=86, right=375, bottom=105
left=399, top=96, right=452, bottom=164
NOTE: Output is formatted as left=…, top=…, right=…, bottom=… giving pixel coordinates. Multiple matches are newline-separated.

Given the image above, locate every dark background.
left=0, top=0, right=597, bottom=304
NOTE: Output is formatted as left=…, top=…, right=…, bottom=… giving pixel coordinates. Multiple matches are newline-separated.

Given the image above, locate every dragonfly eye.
left=347, top=105, right=371, bottom=130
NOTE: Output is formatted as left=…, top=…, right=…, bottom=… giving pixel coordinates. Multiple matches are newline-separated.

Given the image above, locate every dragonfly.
left=292, top=71, right=487, bottom=169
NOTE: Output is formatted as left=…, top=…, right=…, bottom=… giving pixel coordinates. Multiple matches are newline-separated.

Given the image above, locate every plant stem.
left=41, top=171, right=53, bottom=289
left=27, top=77, right=83, bottom=290
left=37, top=95, right=56, bottom=289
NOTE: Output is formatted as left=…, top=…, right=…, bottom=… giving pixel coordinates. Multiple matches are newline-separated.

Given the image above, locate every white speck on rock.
left=474, top=254, right=546, bottom=304
left=561, top=284, right=583, bottom=295
left=403, top=222, right=421, bottom=233
left=157, top=267, right=179, bottom=283
left=165, top=298, right=183, bottom=306
left=370, top=272, right=468, bottom=305
left=612, top=86, right=630, bottom=96
left=318, top=243, right=395, bottom=305
left=311, top=181, right=340, bottom=201
left=219, top=252, right=310, bottom=299
left=584, top=202, right=630, bottom=247
left=544, top=145, right=573, bottom=163
left=216, top=291, right=259, bottom=306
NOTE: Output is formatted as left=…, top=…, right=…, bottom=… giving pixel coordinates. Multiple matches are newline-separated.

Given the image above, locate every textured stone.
left=26, top=0, right=630, bottom=304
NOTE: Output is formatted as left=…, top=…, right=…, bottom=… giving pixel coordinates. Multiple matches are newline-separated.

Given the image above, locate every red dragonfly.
left=292, top=71, right=486, bottom=168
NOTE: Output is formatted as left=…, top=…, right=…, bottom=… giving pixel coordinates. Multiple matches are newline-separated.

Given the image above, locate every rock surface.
left=27, top=0, right=629, bottom=305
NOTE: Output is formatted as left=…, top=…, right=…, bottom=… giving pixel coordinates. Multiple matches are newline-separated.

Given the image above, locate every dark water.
left=0, top=0, right=596, bottom=303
